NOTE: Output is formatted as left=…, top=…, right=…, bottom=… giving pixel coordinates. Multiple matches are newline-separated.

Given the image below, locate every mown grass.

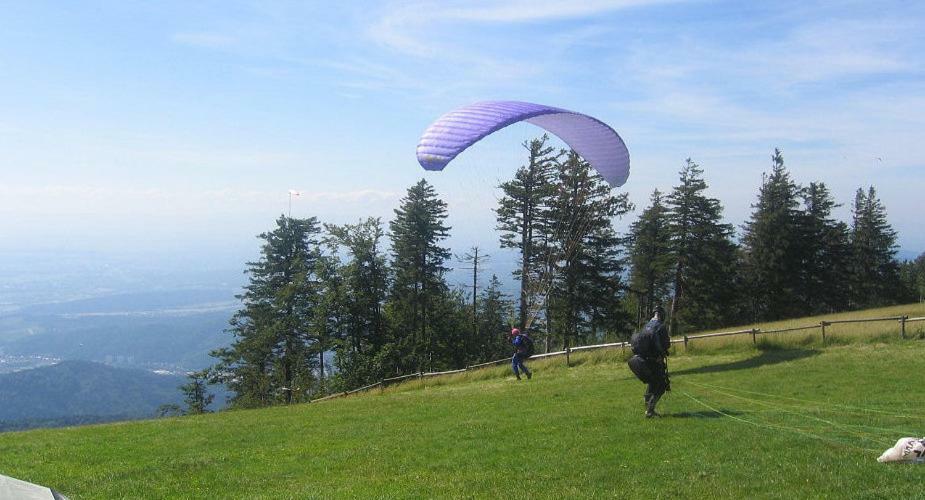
left=682, top=302, right=925, bottom=352
left=0, top=314, right=923, bottom=498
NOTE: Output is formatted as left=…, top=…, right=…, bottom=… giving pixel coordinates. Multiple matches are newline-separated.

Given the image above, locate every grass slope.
left=1, top=335, right=923, bottom=498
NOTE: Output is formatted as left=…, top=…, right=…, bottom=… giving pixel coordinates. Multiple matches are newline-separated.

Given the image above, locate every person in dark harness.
left=510, top=328, right=534, bottom=380
left=627, top=306, right=671, bottom=418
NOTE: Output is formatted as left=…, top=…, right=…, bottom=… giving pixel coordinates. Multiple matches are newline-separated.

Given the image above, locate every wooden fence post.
left=566, top=347, right=571, bottom=367
left=820, top=321, right=827, bottom=344
left=683, top=335, right=689, bottom=350
left=900, top=316, right=907, bottom=339
left=751, top=329, right=757, bottom=344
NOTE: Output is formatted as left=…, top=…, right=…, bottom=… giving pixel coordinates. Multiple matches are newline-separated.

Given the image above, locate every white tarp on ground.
left=0, top=473, right=67, bottom=500
left=878, top=437, right=925, bottom=463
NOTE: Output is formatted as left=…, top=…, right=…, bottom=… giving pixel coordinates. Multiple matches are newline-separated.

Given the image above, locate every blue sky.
left=1, top=0, right=923, bottom=268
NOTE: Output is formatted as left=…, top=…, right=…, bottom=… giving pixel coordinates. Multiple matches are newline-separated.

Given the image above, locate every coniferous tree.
left=627, top=189, right=673, bottom=327
left=326, top=218, right=389, bottom=389
left=799, top=182, right=852, bottom=313
left=914, top=253, right=925, bottom=303
left=495, top=136, right=559, bottom=331
left=548, top=151, right=633, bottom=347
left=665, top=159, right=741, bottom=333
left=311, top=254, right=345, bottom=394
left=211, top=216, right=322, bottom=407
left=741, top=149, right=805, bottom=321
left=898, top=252, right=925, bottom=303
left=181, top=369, right=214, bottom=414
left=898, top=259, right=921, bottom=303
left=850, top=186, right=902, bottom=307
left=477, top=275, right=514, bottom=360
left=388, top=179, right=451, bottom=373
left=456, top=247, right=489, bottom=363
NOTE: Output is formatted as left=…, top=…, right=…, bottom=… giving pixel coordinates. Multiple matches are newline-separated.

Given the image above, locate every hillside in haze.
left=0, top=360, right=188, bottom=431
left=0, top=288, right=237, bottom=373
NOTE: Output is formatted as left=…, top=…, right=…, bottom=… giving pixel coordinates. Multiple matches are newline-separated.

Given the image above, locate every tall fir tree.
left=477, top=275, right=514, bottom=361
left=799, top=182, right=852, bottom=313
left=388, top=179, right=451, bottom=373
left=665, top=158, right=741, bottom=333
left=850, top=186, right=902, bottom=308
left=548, top=151, right=633, bottom=347
left=325, top=218, right=389, bottom=388
left=311, top=253, right=345, bottom=394
left=495, top=135, right=559, bottom=331
left=181, top=369, right=214, bottom=414
left=211, top=216, right=322, bottom=407
left=626, top=189, right=674, bottom=327
left=741, top=149, right=805, bottom=321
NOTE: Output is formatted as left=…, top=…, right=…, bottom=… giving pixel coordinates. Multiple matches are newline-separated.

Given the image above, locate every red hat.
left=511, top=328, right=520, bottom=336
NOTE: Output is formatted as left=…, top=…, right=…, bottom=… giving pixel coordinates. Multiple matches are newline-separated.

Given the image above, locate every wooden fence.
left=309, top=314, right=921, bottom=404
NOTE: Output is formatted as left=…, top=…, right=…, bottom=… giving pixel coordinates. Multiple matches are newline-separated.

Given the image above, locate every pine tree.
left=477, top=275, right=514, bottom=361
left=311, top=254, right=345, bottom=394
left=665, top=159, right=740, bottom=333
left=626, top=189, right=673, bottom=327
left=898, top=259, right=921, bottom=303
left=210, top=215, right=322, bottom=407
left=799, top=182, right=852, bottom=313
left=850, top=186, right=902, bottom=307
left=741, top=149, right=805, bottom=321
left=547, top=151, right=633, bottom=347
left=388, top=179, right=451, bottom=373
left=181, top=369, right=214, bottom=414
left=495, top=136, right=559, bottom=331
left=915, top=253, right=925, bottom=302
left=456, top=247, right=490, bottom=364
left=325, top=218, right=389, bottom=388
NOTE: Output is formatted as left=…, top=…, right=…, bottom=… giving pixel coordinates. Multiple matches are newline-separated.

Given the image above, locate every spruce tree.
left=311, top=254, right=345, bottom=394
left=915, top=253, right=925, bottom=303
left=741, top=149, right=805, bottom=321
left=211, top=215, right=322, bottom=407
left=898, top=259, right=921, bottom=303
left=627, top=189, right=673, bottom=326
left=850, top=186, right=902, bottom=307
left=477, top=275, right=514, bottom=360
left=665, top=158, right=740, bottom=333
left=388, top=179, right=451, bottom=373
left=799, top=182, right=852, bottom=313
left=325, top=218, right=389, bottom=388
left=495, top=136, right=559, bottom=331
left=181, top=369, right=214, bottom=414
left=548, top=151, right=632, bottom=347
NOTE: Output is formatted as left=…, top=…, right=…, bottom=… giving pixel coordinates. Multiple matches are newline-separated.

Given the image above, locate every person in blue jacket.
left=510, top=328, right=534, bottom=380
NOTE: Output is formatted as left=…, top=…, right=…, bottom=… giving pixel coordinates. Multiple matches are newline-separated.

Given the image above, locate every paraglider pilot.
left=510, top=328, right=533, bottom=380
left=627, top=306, right=671, bottom=418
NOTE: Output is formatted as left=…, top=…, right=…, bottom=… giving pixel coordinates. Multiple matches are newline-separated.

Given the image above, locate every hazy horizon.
left=2, top=1, right=923, bottom=274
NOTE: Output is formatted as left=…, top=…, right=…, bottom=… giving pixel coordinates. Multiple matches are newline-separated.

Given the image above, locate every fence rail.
left=309, top=312, right=920, bottom=404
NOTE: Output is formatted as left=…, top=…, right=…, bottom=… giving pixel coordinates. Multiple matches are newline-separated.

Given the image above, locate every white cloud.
left=0, top=185, right=399, bottom=216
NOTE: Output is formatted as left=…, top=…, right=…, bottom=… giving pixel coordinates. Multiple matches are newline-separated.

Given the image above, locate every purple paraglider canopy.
left=416, top=100, right=630, bottom=187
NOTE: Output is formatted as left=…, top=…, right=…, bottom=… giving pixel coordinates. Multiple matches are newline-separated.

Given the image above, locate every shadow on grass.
left=667, top=409, right=744, bottom=419
left=671, top=347, right=820, bottom=376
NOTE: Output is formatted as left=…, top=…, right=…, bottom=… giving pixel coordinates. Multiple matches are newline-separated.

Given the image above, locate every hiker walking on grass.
left=511, top=328, right=534, bottom=380
left=627, top=306, right=671, bottom=418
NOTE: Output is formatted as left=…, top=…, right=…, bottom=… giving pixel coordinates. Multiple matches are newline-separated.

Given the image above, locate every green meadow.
left=1, top=305, right=923, bottom=499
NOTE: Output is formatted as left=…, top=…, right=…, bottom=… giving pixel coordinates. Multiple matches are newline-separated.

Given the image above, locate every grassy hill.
left=0, top=307, right=923, bottom=498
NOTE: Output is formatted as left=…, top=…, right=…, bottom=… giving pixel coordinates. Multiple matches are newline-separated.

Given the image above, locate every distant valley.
left=0, top=288, right=238, bottom=373
left=0, top=360, right=199, bottom=431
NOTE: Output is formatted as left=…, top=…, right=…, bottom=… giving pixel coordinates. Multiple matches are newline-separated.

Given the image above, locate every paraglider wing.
left=416, top=101, right=630, bottom=187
